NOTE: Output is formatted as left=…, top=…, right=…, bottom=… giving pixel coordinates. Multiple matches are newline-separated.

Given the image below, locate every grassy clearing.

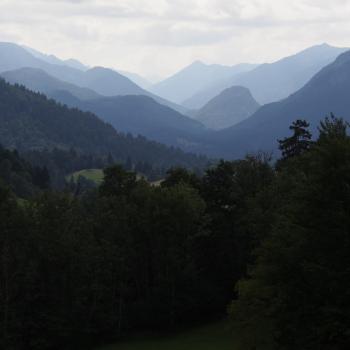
left=68, top=169, right=104, bottom=185
left=98, top=322, right=235, bottom=350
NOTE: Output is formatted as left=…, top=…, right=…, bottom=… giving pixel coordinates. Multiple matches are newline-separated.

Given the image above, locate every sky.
left=1, top=0, right=350, bottom=81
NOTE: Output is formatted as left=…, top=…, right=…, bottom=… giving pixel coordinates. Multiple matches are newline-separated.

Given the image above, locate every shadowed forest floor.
left=98, top=322, right=235, bottom=350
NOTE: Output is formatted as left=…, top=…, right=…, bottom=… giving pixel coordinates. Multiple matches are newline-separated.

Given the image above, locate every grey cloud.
left=1, top=0, right=350, bottom=78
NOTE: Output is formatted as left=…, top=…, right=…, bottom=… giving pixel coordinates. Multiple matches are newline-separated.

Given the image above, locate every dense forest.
left=1, top=116, right=350, bottom=350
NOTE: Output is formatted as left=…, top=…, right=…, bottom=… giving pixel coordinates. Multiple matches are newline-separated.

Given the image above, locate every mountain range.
left=193, top=86, right=260, bottom=130
left=23, top=44, right=153, bottom=89
left=183, top=44, right=348, bottom=109
left=0, top=42, right=187, bottom=114
left=1, top=40, right=350, bottom=162
left=1, top=67, right=205, bottom=150
left=0, top=78, right=208, bottom=171
left=150, top=60, right=257, bottom=104
left=207, top=49, right=350, bottom=159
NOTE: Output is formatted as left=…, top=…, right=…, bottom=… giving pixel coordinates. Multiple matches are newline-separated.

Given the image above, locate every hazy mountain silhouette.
left=209, top=49, right=350, bottom=159
left=52, top=92, right=207, bottom=150
left=0, top=42, right=188, bottom=114
left=193, top=86, right=260, bottom=130
left=23, top=45, right=89, bottom=71
left=1, top=67, right=100, bottom=100
left=184, top=44, right=348, bottom=109
left=24, top=45, right=152, bottom=88
left=150, top=60, right=257, bottom=104
left=118, top=70, right=152, bottom=89
left=1, top=67, right=205, bottom=150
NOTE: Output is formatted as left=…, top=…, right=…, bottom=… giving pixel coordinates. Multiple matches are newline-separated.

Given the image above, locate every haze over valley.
left=1, top=41, right=349, bottom=158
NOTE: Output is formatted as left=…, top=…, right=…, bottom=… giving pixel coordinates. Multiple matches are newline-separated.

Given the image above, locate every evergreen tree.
left=278, top=119, right=312, bottom=160
left=99, top=165, right=137, bottom=197
left=230, top=116, right=350, bottom=350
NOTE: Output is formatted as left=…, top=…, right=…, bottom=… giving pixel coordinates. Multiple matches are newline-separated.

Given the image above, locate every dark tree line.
left=0, top=145, right=49, bottom=197
left=1, top=116, right=350, bottom=350
left=230, top=115, right=350, bottom=350
left=24, top=147, right=171, bottom=190
left=0, top=148, right=274, bottom=349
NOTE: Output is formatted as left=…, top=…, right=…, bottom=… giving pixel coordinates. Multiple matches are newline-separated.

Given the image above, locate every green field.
left=68, top=169, right=104, bottom=185
left=98, top=322, right=235, bottom=350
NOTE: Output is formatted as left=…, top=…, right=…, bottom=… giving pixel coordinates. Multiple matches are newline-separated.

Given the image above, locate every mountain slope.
left=52, top=93, right=207, bottom=150
left=1, top=68, right=205, bottom=149
left=1, top=67, right=100, bottom=100
left=211, top=49, right=350, bottom=159
left=0, top=79, right=209, bottom=170
left=118, top=69, right=152, bottom=89
left=193, top=86, right=260, bottom=130
left=0, top=145, right=42, bottom=197
left=0, top=42, right=187, bottom=114
left=150, top=61, right=257, bottom=104
left=24, top=44, right=152, bottom=89
left=22, top=45, right=89, bottom=71
left=184, top=44, right=348, bottom=108
left=72, top=66, right=188, bottom=114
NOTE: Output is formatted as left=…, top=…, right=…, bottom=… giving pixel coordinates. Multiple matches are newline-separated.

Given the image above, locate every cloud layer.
left=1, top=0, right=350, bottom=79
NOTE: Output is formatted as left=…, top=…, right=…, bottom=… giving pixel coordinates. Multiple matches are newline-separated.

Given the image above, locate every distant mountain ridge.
left=22, top=45, right=90, bottom=71
left=150, top=60, right=257, bottom=104
left=194, top=86, right=260, bottom=130
left=0, top=78, right=209, bottom=170
left=184, top=44, right=348, bottom=109
left=51, top=92, right=207, bottom=150
left=24, top=44, right=153, bottom=88
left=1, top=67, right=100, bottom=100
left=3, top=41, right=350, bottom=161
left=0, top=42, right=187, bottom=114
left=1, top=67, right=206, bottom=150
left=208, top=49, right=350, bottom=159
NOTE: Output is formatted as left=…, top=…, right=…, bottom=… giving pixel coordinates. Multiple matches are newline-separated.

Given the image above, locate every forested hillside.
left=0, top=145, right=48, bottom=197
left=0, top=42, right=188, bottom=114
left=1, top=68, right=206, bottom=150
left=0, top=79, right=209, bottom=174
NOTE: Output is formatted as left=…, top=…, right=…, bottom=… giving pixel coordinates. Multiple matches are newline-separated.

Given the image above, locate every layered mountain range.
left=0, top=42, right=187, bottom=114
left=1, top=41, right=350, bottom=163
left=150, top=60, right=257, bottom=104
left=182, top=44, right=348, bottom=109
left=0, top=78, right=209, bottom=171
left=192, top=86, right=260, bottom=130
left=206, top=49, right=350, bottom=158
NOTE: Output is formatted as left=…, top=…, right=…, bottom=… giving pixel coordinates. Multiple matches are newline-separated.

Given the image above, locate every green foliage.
left=230, top=116, right=350, bottom=350
left=278, top=119, right=312, bottom=160
left=198, top=155, right=275, bottom=312
left=99, top=165, right=137, bottom=197
left=0, top=144, right=46, bottom=197
left=4, top=116, right=350, bottom=350
left=0, top=166, right=212, bottom=349
left=162, top=167, right=201, bottom=189
left=69, top=169, right=104, bottom=185
left=0, top=153, right=274, bottom=349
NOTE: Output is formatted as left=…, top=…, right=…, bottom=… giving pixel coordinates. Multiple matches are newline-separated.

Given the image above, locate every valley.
left=1, top=5, right=350, bottom=349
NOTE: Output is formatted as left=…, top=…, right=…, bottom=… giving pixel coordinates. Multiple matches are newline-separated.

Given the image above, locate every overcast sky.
left=1, top=0, right=350, bottom=81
